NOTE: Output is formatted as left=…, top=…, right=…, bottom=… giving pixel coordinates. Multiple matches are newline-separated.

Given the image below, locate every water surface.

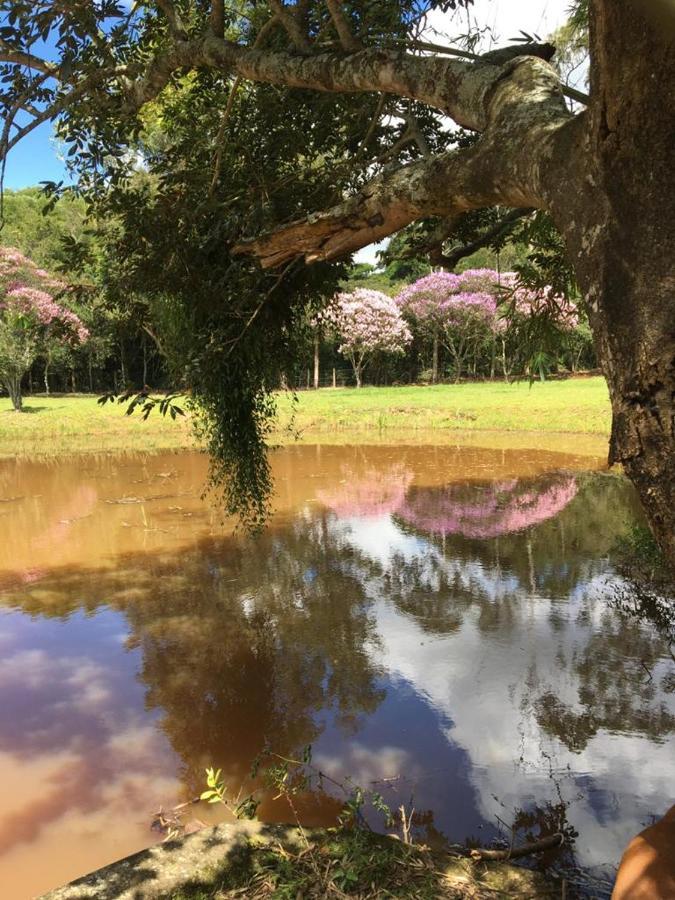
left=0, top=443, right=673, bottom=899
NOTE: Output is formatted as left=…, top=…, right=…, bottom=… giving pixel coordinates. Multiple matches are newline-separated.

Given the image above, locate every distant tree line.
left=0, top=188, right=595, bottom=405
left=0, top=188, right=167, bottom=397
left=301, top=263, right=595, bottom=390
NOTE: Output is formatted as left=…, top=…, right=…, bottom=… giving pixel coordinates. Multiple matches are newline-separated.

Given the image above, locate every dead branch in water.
left=470, top=832, right=564, bottom=861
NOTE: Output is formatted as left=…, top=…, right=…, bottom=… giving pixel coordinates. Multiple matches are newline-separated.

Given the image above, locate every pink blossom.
left=396, top=475, right=578, bottom=539
left=457, top=268, right=509, bottom=295
left=322, top=289, right=411, bottom=386
left=438, top=291, right=498, bottom=330
left=327, top=289, right=412, bottom=353
left=397, top=274, right=499, bottom=333
left=511, top=285, right=579, bottom=330
left=317, top=464, right=413, bottom=519
left=3, top=286, right=89, bottom=343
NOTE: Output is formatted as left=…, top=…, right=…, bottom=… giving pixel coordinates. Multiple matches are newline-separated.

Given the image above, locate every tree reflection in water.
left=0, top=447, right=673, bottom=894
left=396, top=474, right=578, bottom=540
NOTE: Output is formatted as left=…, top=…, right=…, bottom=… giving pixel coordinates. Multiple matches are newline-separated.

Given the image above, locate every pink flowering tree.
left=397, top=271, right=499, bottom=383
left=0, top=247, right=89, bottom=410
left=396, top=272, right=459, bottom=383
left=324, top=289, right=411, bottom=388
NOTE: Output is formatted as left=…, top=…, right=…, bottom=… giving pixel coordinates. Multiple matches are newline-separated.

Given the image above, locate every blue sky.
left=5, top=122, right=70, bottom=190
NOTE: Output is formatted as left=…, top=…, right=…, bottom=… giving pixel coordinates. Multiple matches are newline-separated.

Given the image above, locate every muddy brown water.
left=0, top=442, right=673, bottom=899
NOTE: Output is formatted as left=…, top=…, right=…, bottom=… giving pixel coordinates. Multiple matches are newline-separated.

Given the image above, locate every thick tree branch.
left=405, top=38, right=590, bottom=106
left=0, top=19, right=578, bottom=278
left=230, top=47, right=577, bottom=269
left=0, top=41, right=57, bottom=75
left=195, top=41, right=540, bottom=132
left=209, top=0, right=225, bottom=38
left=234, top=143, right=518, bottom=267
left=325, top=0, right=362, bottom=53
left=122, top=36, right=571, bottom=136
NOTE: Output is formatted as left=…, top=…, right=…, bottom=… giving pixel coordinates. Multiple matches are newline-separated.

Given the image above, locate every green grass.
left=0, top=377, right=611, bottom=458
left=168, top=828, right=559, bottom=899
left=0, top=394, right=193, bottom=456
left=275, top=376, right=611, bottom=436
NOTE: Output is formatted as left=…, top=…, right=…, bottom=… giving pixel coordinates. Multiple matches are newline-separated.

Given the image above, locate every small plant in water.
left=200, top=767, right=227, bottom=805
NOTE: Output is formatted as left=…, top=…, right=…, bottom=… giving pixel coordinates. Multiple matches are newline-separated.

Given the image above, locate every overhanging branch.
left=234, top=144, right=514, bottom=268
left=0, top=41, right=57, bottom=75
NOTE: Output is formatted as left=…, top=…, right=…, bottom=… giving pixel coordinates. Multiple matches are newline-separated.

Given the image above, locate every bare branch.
left=0, top=41, right=57, bottom=75
left=402, top=112, right=430, bottom=156
left=406, top=38, right=477, bottom=61
left=430, top=208, right=534, bottom=268
left=325, top=0, right=362, bottom=53
left=562, top=83, right=590, bottom=105
left=354, top=94, right=386, bottom=158
left=234, top=144, right=514, bottom=268
left=267, top=0, right=312, bottom=54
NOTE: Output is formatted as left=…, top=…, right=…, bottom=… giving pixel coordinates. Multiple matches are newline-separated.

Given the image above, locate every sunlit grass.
left=0, top=377, right=611, bottom=458
left=0, top=394, right=194, bottom=457
left=274, top=376, right=611, bottom=437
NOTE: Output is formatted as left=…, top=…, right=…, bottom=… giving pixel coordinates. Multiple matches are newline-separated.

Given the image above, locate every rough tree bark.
left=5, top=374, right=23, bottom=411
left=543, top=2, right=675, bottom=565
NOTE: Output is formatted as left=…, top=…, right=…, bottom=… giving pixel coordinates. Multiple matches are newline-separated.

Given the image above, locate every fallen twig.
left=470, top=832, right=564, bottom=861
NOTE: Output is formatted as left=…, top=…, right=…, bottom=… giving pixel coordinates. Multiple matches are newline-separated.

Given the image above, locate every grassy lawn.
left=276, top=376, right=611, bottom=436
left=0, top=377, right=611, bottom=457
left=0, top=394, right=193, bottom=456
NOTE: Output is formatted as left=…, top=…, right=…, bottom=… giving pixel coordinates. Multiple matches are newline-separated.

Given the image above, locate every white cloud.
left=426, top=0, right=573, bottom=48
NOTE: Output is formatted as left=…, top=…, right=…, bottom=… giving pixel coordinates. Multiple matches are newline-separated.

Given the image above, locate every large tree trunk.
left=550, top=0, right=675, bottom=566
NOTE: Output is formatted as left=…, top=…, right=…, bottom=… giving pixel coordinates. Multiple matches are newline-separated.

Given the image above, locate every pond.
left=0, top=443, right=673, bottom=899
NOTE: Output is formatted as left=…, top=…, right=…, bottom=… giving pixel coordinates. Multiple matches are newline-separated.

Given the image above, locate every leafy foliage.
left=0, top=246, right=87, bottom=408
